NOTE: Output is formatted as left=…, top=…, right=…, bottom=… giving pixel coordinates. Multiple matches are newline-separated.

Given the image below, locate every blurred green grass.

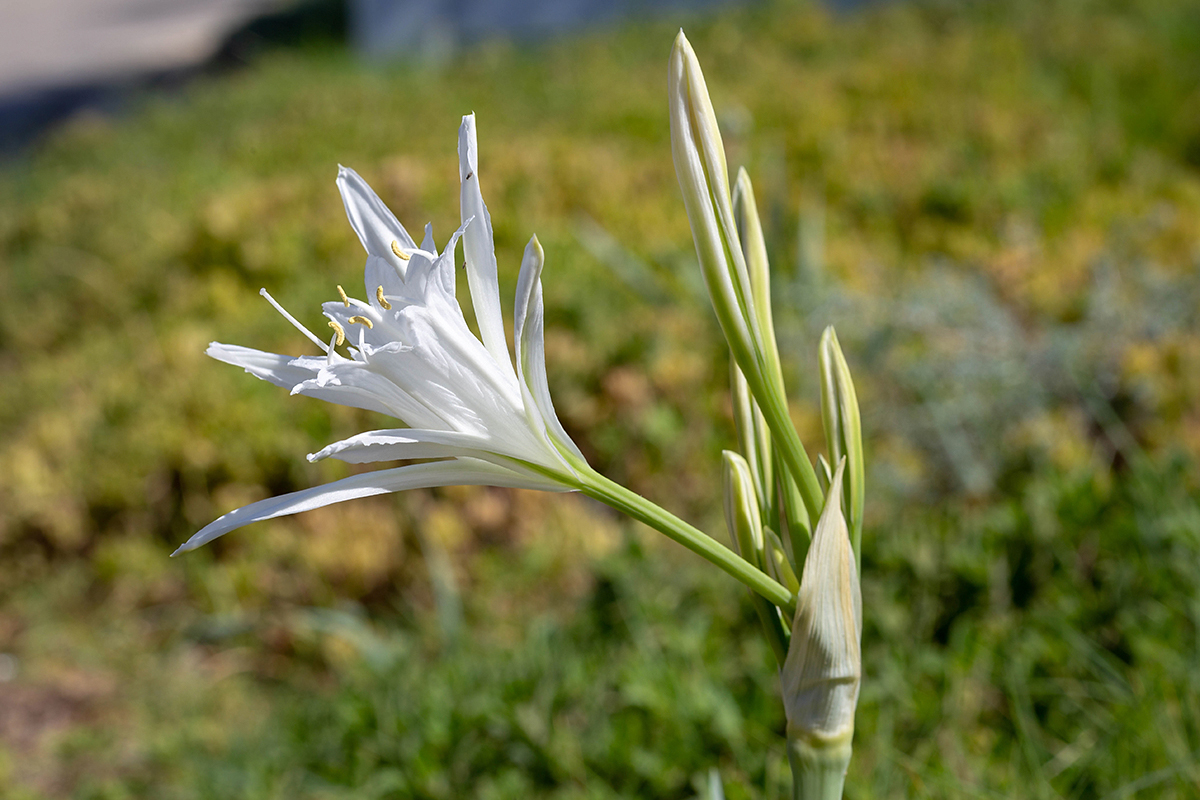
left=2, top=0, right=1200, bottom=796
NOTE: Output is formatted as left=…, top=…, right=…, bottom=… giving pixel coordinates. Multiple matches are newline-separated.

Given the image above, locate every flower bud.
left=732, top=168, right=786, bottom=403
left=781, top=461, right=861, bottom=748
left=723, top=450, right=789, bottom=664
left=669, top=31, right=758, bottom=372
left=670, top=29, right=826, bottom=530
left=818, top=326, right=864, bottom=563
left=731, top=361, right=773, bottom=519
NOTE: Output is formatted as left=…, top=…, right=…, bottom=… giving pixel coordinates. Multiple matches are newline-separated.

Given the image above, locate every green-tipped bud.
left=669, top=31, right=759, bottom=373
left=723, top=450, right=790, bottom=665
left=816, top=454, right=833, bottom=494
left=722, top=450, right=765, bottom=567
left=781, top=461, right=861, bottom=799
left=764, top=527, right=801, bottom=596
left=670, top=30, right=825, bottom=529
left=733, top=168, right=786, bottom=402
left=818, top=327, right=864, bottom=566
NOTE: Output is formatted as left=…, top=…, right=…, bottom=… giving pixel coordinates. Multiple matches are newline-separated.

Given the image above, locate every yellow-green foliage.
left=1, top=0, right=1199, bottom=797
left=3, top=0, right=1200, bottom=568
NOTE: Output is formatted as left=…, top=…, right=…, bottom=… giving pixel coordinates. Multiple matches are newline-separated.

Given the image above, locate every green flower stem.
left=788, top=730, right=852, bottom=800
left=748, top=367, right=826, bottom=528
left=574, top=465, right=796, bottom=615
left=775, top=449, right=811, bottom=567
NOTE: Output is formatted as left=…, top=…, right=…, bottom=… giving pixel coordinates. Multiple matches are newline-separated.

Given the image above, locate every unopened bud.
left=723, top=450, right=789, bottom=665
left=669, top=31, right=758, bottom=370
left=781, top=461, right=861, bottom=747
left=818, top=326, right=864, bottom=564
left=670, top=29, right=825, bottom=537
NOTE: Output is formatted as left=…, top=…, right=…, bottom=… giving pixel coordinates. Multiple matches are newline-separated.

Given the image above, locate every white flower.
left=175, top=114, right=585, bottom=555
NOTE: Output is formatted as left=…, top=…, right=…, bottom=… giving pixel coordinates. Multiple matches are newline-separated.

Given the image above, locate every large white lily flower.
left=175, top=114, right=585, bottom=555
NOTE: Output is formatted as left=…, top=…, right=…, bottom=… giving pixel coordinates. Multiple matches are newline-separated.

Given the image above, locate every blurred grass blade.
left=706, top=767, right=726, bottom=800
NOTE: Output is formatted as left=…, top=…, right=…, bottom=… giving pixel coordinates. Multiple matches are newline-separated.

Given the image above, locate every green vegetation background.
left=2, top=0, right=1200, bottom=796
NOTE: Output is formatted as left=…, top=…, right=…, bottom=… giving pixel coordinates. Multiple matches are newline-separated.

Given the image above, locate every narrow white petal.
left=207, top=343, right=317, bottom=390
left=420, top=222, right=437, bottom=255
left=308, top=428, right=497, bottom=464
left=291, top=357, right=448, bottom=428
left=363, top=254, right=406, bottom=309
left=175, top=457, right=570, bottom=554
left=337, top=166, right=417, bottom=273
left=458, top=113, right=518, bottom=381
left=514, top=236, right=584, bottom=460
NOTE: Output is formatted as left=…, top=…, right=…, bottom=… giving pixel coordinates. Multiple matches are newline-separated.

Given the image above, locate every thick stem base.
left=787, top=728, right=852, bottom=800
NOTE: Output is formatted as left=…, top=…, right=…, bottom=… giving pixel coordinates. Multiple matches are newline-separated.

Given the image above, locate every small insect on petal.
left=347, top=315, right=374, bottom=329
left=376, top=285, right=392, bottom=310
left=391, top=240, right=411, bottom=261
left=337, top=285, right=350, bottom=306
left=327, top=320, right=346, bottom=346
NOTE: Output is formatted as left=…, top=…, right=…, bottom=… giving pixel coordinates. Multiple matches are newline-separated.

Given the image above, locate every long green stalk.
left=574, top=465, right=796, bottom=615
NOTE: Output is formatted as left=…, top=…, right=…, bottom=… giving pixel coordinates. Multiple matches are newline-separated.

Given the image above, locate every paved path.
left=1, top=0, right=281, bottom=96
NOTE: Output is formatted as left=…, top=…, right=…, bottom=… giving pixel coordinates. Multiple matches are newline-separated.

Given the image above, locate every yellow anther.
left=347, top=315, right=374, bottom=329
left=337, top=285, right=350, bottom=306
left=327, top=320, right=346, bottom=346
left=391, top=240, right=411, bottom=261
left=376, top=285, right=392, bottom=310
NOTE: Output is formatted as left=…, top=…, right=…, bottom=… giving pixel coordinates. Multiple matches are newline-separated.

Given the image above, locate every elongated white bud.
left=722, top=449, right=765, bottom=567
left=818, top=327, right=864, bottom=565
left=669, top=31, right=758, bottom=370
left=669, top=30, right=826, bottom=528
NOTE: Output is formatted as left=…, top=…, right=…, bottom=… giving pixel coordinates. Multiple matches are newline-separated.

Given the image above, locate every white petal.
left=291, top=357, right=446, bottom=427
left=458, top=114, right=518, bottom=382
left=308, top=428, right=497, bottom=464
left=363, top=254, right=406, bottom=307
left=207, top=343, right=317, bottom=390
left=514, top=236, right=585, bottom=460
left=404, top=218, right=469, bottom=304
left=174, top=457, right=570, bottom=554
left=420, top=222, right=437, bottom=255
left=337, top=166, right=416, bottom=273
